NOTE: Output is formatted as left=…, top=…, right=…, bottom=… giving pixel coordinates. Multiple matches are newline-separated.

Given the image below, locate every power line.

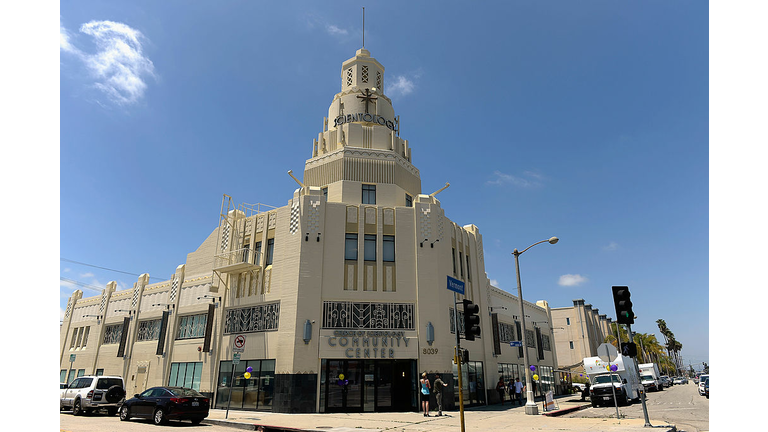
left=60, top=277, right=105, bottom=293
left=60, top=258, right=165, bottom=281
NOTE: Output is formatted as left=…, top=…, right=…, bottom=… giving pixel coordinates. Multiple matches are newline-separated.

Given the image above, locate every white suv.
left=60, top=376, right=126, bottom=416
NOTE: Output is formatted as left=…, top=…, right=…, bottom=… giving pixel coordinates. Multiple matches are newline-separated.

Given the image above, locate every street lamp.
left=513, top=236, right=558, bottom=415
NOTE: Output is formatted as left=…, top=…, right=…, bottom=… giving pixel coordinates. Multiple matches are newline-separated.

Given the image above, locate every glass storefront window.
left=215, top=359, right=275, bottom=411
left=452, top=361, right=485, bottom=407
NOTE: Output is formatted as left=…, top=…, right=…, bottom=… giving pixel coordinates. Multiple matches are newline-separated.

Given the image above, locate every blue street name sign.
left=509, top=341, right=522, bottom=347
left=446, top=276, right=465, bottom=295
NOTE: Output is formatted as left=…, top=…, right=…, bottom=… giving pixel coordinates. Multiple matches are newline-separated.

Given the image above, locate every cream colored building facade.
left=60, top=48, right=560, bottom=413
left=550, top=299, right=613, bottom=373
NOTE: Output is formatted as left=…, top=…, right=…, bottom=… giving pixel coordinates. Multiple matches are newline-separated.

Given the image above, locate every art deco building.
left=550, top=299, right=613, bottom=372
left=60, top=47, right=560, bottom=413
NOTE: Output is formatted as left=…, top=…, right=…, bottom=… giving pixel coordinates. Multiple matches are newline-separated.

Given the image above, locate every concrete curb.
left=541, top=403, right=592, bottom=417
left=202, top=418, right=311, bottom=432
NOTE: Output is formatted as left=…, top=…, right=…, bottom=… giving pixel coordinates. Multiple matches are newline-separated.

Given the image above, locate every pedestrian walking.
left=420, top=372, right=431, bottom=416
left=433, top=374, right=448, bottom=416
left=496, top=377, right=506, bottom=405
left=513, top=377, right=525, bottom=406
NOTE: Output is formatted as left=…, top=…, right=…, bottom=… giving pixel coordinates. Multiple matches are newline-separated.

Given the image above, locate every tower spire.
left=362, top=7, right=365, bottom=48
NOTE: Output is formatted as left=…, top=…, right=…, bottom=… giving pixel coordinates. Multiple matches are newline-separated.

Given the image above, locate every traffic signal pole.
left=453, top=291, right=466, bottom=432
left=627, top=324, right=651, bottom=427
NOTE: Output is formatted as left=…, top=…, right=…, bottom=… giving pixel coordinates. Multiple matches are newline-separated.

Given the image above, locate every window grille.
left=224, top=302, right=280, bottom=334
left=176, top=314, right=208, bottom=340
left=376, top=71, right=382, bottom=90
left=80, top=326, right=90, bottom=348
left=498, top=322, right=515, bottom=343
left=103, top=324, right=123, bottom=345
left=525, top=329, right=536, bottom=348
left=137, top=319, right=162, bottom=341
left=542, top=334, right=551, bottom=351
left=361, top=65, right=368, bottom=83
left=346, top=68, right=353, bottom=87
left=323, top=301, right=414, bottom=329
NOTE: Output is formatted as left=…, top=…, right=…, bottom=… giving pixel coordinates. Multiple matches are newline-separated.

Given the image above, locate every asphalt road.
left=565, top=382, right=709, bottom=432
left=59, top=410, right=236, bottom=432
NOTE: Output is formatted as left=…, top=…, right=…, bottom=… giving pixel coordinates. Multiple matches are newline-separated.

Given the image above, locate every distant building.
left=60, top=47, right=559, bottom=413
left=550, top=299, right=612, bottom=373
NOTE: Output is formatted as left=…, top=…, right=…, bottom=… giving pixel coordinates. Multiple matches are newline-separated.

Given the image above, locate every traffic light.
left=621, top=342, right=637, bottom=357
left=462, top=299, right=481, bottom=341
left=612, top=286, right=635, bottom=325
left=462, top=349, right=470, bottom=364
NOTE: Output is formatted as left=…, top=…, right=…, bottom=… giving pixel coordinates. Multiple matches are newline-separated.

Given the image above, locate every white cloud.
left=486, top=170, right=545, bottom=188
left=558, top=274, right=588, bottom=287
left=80, top=272, right=95, bottom=278
left=602, top=242, right=619, bottom=251
left=387, top=75, right=415, bottom=98
left=489, top=279, right=499, bottom=288
left=60, top=20, right=155, bottom=106
left=326, top=24, right=348, bottom=36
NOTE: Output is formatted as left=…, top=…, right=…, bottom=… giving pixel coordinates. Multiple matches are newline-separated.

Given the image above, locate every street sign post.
left=233, top=353, right=241, bottom=364
left=69, top=354, right=76, bottom=363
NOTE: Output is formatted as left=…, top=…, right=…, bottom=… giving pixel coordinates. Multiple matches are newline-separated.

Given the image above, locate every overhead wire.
left=60, top=258, right=165, bottom=281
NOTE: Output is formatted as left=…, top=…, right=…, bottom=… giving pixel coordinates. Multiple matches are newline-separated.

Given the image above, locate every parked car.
left=572, top=383, right=586, bottom=392
left=704, top=378, right=709, bottom=399
left=673, top=376, right=688, bottom=385
left=60, top=376, right=126, bottom=416
left=659, top=376, right=671, bottom=388
left=119, top=386, right=209, bottom=425
left=698, top=375, right=709, bottom=396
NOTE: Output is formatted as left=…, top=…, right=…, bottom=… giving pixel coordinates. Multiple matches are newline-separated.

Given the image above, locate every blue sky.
left=54, top=1, right=713, bottom=370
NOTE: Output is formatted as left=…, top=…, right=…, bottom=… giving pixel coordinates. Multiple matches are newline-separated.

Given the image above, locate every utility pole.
left=453, top=291, right=466, bottom=432
left=627, top=324, right=651, bottom=427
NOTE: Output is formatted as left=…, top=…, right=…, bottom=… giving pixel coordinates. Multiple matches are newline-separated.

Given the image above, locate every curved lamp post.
left=513, top=237, right=558, bottom=415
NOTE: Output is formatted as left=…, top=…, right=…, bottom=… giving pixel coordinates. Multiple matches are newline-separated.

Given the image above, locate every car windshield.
left=593, top=375, right=622, bottom=385
left=168, top=387, right=203, bottom=397
left=96, top=378, right=123, bottom=389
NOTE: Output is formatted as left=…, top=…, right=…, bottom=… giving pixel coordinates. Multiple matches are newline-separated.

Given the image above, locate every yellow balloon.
left=606, top=365, right=611, bottom=371
left=533, top=374, right=539, bottom=381
left=339, top=374, right=345, bottom=380
left=244, top=372, right=251, bottom=379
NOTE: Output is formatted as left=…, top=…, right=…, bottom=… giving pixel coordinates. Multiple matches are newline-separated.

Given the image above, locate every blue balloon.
left=246, top=366, right=253, bottom=373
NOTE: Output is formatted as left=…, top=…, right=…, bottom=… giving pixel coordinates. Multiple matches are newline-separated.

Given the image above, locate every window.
left=322, top=187, right=328, bottom=200
left=376, top=71, right=382, bottom=89
left=265, top=238, right=274, bottom=266
left=95, top=369, right=104, bottom=376
left=77, top=369, right=86, bottom=379
left=346, top=68, right=353, bottom=86
left=361, top=65, right=369, bottom=83
left=176, top=314, right=208, bottom=340
left=345, top=234, right=358, bottom=260
left=168, top=362, right=203, bottom=391
left=569, top=341, right=574, bottom=349
left=383, top=235, right=395, bottom=262
left=452, top=248, right=457, bottom=276
left=362, top=184, right=376, bottom=204
left=364, top=235, right=376, bottom=261
left=80, top=326, right=90, bottom=348
left=459, top=251, right=464, bottom=278
left=255, top=241, right=262, bottom=264
left=466, top=255, right=471, bottom=281
left=137, top=319, right=162, bottom=341
left=405, top=194, right=412, bottom=207
left=67, top=370, right=76, bottom=385
left=103, top=324, right=123, bottom=345
left=566, top=318, right=571, bottom=326
left=70, top=328, right=79, bottom=349
left=60, top=370, right=67, bottom=383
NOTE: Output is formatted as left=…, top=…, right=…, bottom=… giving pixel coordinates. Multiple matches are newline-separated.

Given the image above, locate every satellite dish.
left=597, top=343, right=619, bottom=362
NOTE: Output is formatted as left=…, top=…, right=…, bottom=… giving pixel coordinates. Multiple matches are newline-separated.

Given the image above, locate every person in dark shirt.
left=433, top=374, right=448, bottom=416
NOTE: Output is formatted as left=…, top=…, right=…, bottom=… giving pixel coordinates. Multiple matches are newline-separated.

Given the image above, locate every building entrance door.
left=323, top=359, right=416, bottom=413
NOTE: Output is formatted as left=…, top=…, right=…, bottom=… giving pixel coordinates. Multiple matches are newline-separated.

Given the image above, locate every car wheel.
left=190, top=417, right=203, bottom=425
left=591, top=401, right=598, bottom=408
left=153, top=408, right=167, bottom=425
left=119, top=405, right=131, bottom=421
left=72, top=399, right=82, bottom=416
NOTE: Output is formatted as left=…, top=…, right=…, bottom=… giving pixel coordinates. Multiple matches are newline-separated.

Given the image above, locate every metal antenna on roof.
left=362, top=7, right=365, bottom=48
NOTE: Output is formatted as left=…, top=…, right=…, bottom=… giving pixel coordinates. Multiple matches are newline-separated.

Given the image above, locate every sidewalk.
left=203, top=396, right=676, bottom=432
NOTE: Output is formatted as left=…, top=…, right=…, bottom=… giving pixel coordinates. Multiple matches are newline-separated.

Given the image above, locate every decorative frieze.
left=323, top=302, right=414, bottom=330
